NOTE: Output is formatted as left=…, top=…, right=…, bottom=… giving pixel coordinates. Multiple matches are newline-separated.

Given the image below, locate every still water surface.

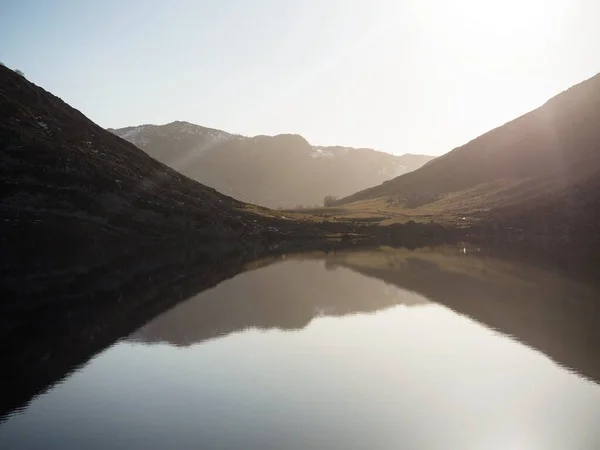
left=2, top=248, right=600, bottom=449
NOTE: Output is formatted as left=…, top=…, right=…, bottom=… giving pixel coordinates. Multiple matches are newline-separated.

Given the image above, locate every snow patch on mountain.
left=176, top=122, right=234, bottom=141
left=117, top=125, right=151, bottom=139
left=311, top=148, right=335, bottom=158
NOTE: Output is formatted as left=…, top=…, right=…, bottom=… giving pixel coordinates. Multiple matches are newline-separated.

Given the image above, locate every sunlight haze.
left=2, top=0, right=599, bottom=155
left=4, top=1, right=600, bottom=447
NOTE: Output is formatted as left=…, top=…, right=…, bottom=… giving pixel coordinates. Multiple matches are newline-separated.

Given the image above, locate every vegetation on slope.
left=334, top=73, right=600, bottom=236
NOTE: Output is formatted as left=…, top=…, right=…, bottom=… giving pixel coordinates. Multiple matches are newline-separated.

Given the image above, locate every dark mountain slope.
left=0, top=66, right=297, bottom=294
left=337, top=73, right=600, bottom=231
left=110, top=122, right=435, bottom=208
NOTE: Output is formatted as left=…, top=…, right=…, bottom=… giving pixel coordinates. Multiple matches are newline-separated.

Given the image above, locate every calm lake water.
left=2, top=247, right=600, bottom=449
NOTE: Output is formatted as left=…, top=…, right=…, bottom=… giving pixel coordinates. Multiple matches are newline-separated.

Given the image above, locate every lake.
left=2, top=246, right=600, bottom=449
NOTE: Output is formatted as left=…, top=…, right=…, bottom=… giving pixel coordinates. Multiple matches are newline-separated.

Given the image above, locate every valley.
left=3, top=63, right=600, bottom=307
left=3, top=2, right=600, bottom=448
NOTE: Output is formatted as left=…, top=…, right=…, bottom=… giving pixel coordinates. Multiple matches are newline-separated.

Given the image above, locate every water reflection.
left=131, top=258, right=427, bottom=347
left=131, top=247, right=600, bottom=385
left=326, top=247, right=600, bottom=383
left=0, top=243, right=260, bottom=423
left=1, top=246, right=600, bottom=450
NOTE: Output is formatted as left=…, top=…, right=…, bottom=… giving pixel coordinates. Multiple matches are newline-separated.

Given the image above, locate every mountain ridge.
left=109, top=120, right=430, bottom=158
left=110, top=121, right=435, bottom=208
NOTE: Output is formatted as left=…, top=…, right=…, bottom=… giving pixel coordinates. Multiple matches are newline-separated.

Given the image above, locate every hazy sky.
left=2, top=0, right=600, bottom=155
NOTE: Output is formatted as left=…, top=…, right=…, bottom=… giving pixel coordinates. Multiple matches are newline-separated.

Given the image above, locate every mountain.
left=0, top=66, right=301, bottom=294
left=109, top=122, right=435, bottom=209
left=337, top=73, right=600, bottom=236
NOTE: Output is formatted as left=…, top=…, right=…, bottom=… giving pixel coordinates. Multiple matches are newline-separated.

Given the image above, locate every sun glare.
left=425, top=0, right=567, bottom=55
left=401, top=0, right=573, bottom=151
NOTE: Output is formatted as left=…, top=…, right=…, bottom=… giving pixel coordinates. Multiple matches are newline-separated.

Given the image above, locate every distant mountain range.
left=337, top=72, right=600, bottom=237
left=109, top=122, right=434, bottom=209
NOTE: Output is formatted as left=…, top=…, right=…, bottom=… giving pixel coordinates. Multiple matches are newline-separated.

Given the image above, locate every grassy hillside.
left=335, top=73, right=600, bottom=234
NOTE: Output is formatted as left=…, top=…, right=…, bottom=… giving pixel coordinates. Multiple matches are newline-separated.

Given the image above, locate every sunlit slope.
left=337, top=73, right=600, bottom=229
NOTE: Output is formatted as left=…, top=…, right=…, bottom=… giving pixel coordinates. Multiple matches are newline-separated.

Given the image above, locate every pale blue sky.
left=2, top=0, right=600, bottom=155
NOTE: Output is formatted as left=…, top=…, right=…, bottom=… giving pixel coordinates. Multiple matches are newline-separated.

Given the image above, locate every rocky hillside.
left=110, top=122, right=434, bottom=209
left=0, top=66, right=294, bottom=290
left=337, top=72, right=600, bottom=236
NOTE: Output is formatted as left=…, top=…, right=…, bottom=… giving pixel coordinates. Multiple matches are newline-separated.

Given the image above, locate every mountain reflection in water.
left=131, top=257, right=428, bottom=347
left=130, top=247, right=600, bottom=386
left=1, top=245, right=600, bottom=450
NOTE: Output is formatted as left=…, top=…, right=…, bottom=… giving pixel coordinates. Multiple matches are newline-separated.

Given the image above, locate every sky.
left=2, top=0, right=600, bottom=156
